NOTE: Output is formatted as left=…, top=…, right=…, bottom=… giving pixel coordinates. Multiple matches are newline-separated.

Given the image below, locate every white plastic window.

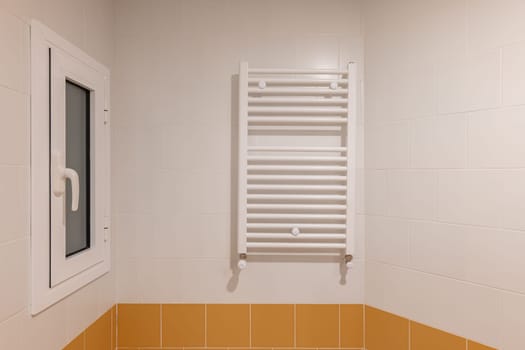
left=30, top=21, right=111, bottom=314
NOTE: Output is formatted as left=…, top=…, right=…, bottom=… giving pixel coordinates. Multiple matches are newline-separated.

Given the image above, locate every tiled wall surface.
left=63, top=306, right=116, bottom=350
left=0, top=3, right=115, bottom=350
left=365, top=306, right=495, bottom=350
left=66, top=304, right=492, bottom=350
left=115, top=304, right=363, bottom=349
left=112, top=0, right=365, bottom=304
left=364, top=0, right=525, bottom=348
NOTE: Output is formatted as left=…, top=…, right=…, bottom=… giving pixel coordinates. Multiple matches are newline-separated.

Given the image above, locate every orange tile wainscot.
left=62, top=304, right=497, bottom=350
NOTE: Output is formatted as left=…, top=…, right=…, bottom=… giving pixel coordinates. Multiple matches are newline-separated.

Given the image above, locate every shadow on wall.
left=228, top=74, right=240, bottom=292
left=227, top=74, right=349, bottom=291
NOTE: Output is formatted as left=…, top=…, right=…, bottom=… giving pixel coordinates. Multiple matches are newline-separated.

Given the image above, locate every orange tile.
left=63, top=333, right=84, bottom=350
left=251, top=304, right=294, bottom=347
left=86, top=309, right=112, bottom=350
left=206, top=304, right=250, bottom=347
left=296, top=304, right=339, bottom=347
left=162, top=304, right=205, bottom=347
left=365, top=306, right=409, bottom=350
left=111, top=305, right=116, bottom=350
left=340, top=304, right=364, bottom=348
left=411, top=321, right=466, bottom=350
left=468, top=340, right=497, bottom=350
left=117, top=304, right=161, bottom=347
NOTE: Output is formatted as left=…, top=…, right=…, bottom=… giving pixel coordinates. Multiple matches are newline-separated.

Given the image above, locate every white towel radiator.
left=237, top=62, right=357, bottom=270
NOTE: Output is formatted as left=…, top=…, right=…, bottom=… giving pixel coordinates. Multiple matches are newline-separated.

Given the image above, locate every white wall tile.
left=366, top=216, right=410, bottom=266
left=0, top=10, right=29, bottom=93
left=0, top=87, right=28, bottom=166
left=465, top=227, right=525, bottom=294
left=436, top=54, right=469, bottom=114
left=469, top=107, right=525, bottom=168
left=410, top=115, right=467, bottom=168
left=437, top=170, right=503, bottom=227
left=354, top=214, right=366, bottom=260
left=365, top=261, right=412, bottom=317
left=501, top=170, right=525, bottom=231
left=0, top=239, right=27, bottom=322
left=161, top=122, right=230, bottom=171
left=136, top=258, right=182, bottom=303
left=409, top=221, right=468, bottom=280
left=0, top=312, right=23, bottom=349
left=365, top=58, right=436, bottom=124
left=0, top=167, right=28, bottom=244
left=294, top=35, right=340, bottom=69
left=501, top=291, right=525, bottom=349
left=407, top=270, right=502, bottom=348
left=364, top=170, right=388, bottom=215
left=64, top=281, right=104, bottom=341
left=387, top=170, right=437, bottom=220
left=115, top=257, right=141, bottom=303
left=410, top=221, right=525, bottom=294
left=467, top=0, right=525, bottom=51
left=171, top=213, right=231, bottom=259
left=365, top=122, right=410, bottom=169
left=20, top=297, right=67, bottom=350
left=437, top=50, right=501, bottom=114
left=502, top=42, right=525, bottom=106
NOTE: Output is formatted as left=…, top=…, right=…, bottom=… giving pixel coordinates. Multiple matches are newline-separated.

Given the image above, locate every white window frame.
left=30, top=21, right=111, bottom=315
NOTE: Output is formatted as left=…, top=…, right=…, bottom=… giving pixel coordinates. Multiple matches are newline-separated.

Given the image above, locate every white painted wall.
left=364, top=0, right=525, bottom=348
left=113, top=0, right=365, bottom=304
left=0, top=1, right=115, bottom=349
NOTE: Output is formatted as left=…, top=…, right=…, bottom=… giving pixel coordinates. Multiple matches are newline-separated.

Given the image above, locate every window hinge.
left=104, top=217, right=110, bottom=242
left=103, top=226, right=110, bottom=242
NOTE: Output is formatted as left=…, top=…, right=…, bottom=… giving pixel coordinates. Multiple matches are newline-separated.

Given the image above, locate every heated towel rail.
left=237, top=62, right=357, bottom=270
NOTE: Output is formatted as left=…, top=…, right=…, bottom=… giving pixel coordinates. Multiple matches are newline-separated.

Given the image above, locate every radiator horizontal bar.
left=248, top=68, right=348, bottom=74
left=246, top=242, right=346, bottom=249
left=246, top=233, right=346, bottom=239
left=248, top=155, right=346, bottom=162
left=248, top=107, right=348, bottom=115
left=248, top=97, right=348, bottom=105
left=247, top=223, right=346, bottom=229
left=247, top=194, right=346, bottom=201
left=247, top=184, right=346, bottom=191
left=248, top=78, right=348, bottom=85
left=247, top=213, right=346, bottom=220
left=247, top=204, right=347, bottom=210
left=248, top=165, right=347, bottom=171
left=248, top=117, right=347, bottom=124
left=248, top=146, right=347, bottom=152
left=248, top=88, right=348, bottom=95
left=247, top=174, right=347, bottom=181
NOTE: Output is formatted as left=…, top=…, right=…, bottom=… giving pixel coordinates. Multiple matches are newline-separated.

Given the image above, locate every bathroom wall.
left=112, top=0, right=365, bottom=303
left=364, top=0, right=525, bottom=348
left=0, top=1, right=115, bottom=349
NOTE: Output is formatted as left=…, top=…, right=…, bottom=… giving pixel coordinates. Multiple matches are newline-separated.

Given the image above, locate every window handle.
left=52, top=152, right=80, bottom=211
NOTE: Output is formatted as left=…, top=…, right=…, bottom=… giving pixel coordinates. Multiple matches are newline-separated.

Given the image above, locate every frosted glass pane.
left=65, top=81, right=90, bottom=257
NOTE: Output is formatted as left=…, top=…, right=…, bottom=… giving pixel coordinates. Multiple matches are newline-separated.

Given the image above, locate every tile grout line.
left=362, top=304, right=366, bottom=350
